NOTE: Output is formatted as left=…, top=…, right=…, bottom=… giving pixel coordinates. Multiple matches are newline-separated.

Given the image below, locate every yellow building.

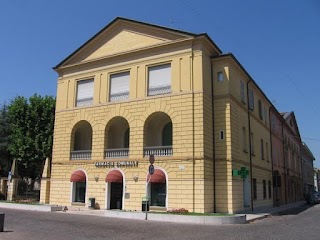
left=47, top=17, right=273, bottom=213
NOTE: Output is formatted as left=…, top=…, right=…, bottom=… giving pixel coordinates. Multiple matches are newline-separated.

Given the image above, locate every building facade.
left=301, top=142, right=315, bottom=197
left=46, top=17, right=303, bottom=213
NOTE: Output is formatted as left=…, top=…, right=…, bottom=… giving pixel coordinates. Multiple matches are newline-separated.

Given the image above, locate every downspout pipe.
left=210, top=60, right=216, bottom=213
left=246, top=79, right=253, bottom=211
left=191, top=41, right=196, bottom=212
left=269, top=107, right=274, bottom=206
left=281, top=120, right=288, bottom=205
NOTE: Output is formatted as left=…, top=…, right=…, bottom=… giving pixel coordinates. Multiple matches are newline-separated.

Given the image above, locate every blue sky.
left=0, top=1, right=319, bottom=167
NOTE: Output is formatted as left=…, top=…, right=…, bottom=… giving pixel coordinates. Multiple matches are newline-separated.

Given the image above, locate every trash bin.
left=88, top=198, right=95, bottom=209
left=142, top=200, right=149, bottom=211
left=0, top=213, right=4, bottom=232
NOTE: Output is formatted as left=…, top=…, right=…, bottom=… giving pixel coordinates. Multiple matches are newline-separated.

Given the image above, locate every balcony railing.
left=110, top=92, right=129, bottom=102
left=148, top=85, right=171, bottom=96
left=105, top=148, right=129, bottom=159
left=70, top=150, right=92, bottom=160
left=76, top=97, right=93, bottom=107
left=144, top=146, right=173, bottom=157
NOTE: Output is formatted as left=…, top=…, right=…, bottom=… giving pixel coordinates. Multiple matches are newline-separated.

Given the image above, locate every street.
left=0, top=204, right=319, bottom=240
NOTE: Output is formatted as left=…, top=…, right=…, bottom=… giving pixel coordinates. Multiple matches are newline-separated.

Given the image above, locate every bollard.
left=0, top=213, right=4, bottom=232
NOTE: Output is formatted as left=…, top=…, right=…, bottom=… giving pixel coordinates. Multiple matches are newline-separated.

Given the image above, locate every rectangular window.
left=263, top=180, right=267, bottom=199
left=148, top=64, right=171, bottom=96
left=250, top=132, right=254, bottom=155
left=240, top=80, right=245, bottom=103
left=76, top=79, right=94, bottom=107
left=261, top=139, right=264, bottom=160
left=268, top=180, right=272, bottom=199
left=266, top=142, right=269, bottom=161
left=264, top=106, right=268, bottom=125
left=258, top=100, right=263, bottom=120
left=219, top=130, right=224, bottom=140
left=242, top=127, right=247, bottom=152
left=253, top=178, right=257, bottom=200
left=109, top=71, right=130, bottom=102
left=217, top=71, right=224, bottom=82
left=248, top=88, right=254, bottom=110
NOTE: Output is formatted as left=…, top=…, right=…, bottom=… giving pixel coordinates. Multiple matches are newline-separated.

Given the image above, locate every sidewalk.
left=244, top=201, right=306, bottom=222
left=60, top=201, right=307, bottom=224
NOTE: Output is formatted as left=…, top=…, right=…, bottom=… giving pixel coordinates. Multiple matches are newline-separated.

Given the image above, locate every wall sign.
left=95, top=161, right=138, bottom=168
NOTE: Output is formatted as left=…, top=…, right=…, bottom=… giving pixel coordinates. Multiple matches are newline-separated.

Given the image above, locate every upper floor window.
left=261, top=139, right=264, bottom=160
left=248, top=88, right=254, bottom=110
left=76, top=79, right=94, bottom=107
left=240, top=80, right=245, bottom=103
left=110, top=72, right=130, bottom=102
left=148, top=64, right=171, bottom=96
left=217, top=71, right=224, bottom=82
left=264, top=106, right=268, bottom=125
left=258, top=100, right=263, bottom=120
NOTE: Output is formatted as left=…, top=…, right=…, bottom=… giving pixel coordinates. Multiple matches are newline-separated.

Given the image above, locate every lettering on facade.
left=95, top=161, right=139, bottom=168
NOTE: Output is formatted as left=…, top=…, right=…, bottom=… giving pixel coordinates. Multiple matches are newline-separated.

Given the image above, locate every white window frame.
left=148, top=63, right=171, bottom=96
left=76, top=79, right=94, bottom=107
left=109, top=71, right=130, bottom=102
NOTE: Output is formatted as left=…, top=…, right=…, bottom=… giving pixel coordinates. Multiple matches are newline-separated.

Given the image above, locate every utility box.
left=88, top=198, right=95, bottom=209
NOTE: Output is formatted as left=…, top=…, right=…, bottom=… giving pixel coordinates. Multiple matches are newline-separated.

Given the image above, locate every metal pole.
left=145, top=175, right=151, bottom=220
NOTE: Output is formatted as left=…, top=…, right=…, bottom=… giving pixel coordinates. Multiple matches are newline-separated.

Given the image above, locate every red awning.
left=106, top=170, right=123, bottom=183
left=148, top=169, right=166, bottom=183
left=70, top=170, right=86, bottom=182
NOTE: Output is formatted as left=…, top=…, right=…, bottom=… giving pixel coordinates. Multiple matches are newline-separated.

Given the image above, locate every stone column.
left=40, top=158, right=51, bottom=204
left=7, top=159, right=19, bottom=201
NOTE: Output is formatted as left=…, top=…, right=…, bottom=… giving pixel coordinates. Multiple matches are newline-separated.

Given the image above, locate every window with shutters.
left=109, top=72, right=130, bottom=102
left=76, top=79, right=94, bottom=107
left=240, top=80, right=245, bottom=103
left=148, top=64, right=171, bottom=96
left=264, top=106, right=268, bottom=125
left=248, top=88, right=254, bottom=110
left=258, top=100, right=263, bottom=120
left=261, top=139, right=264, bottom=160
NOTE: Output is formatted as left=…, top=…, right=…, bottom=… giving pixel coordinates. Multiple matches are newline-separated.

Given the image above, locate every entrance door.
left=243, top=177, right=250, bottom=208
left=110, top=183, right=123, bottom=209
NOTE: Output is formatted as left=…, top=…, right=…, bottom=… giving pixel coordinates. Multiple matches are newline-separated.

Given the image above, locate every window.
left=264, top=106, right=268, bottom=125
left=266, top=142, right=269, bottom=161
left=217, top=71, right=224, bottom=82
left=110, top=72, right=130, bottom=102
left=242, top=127, right=247, bottom=152
left=253, top=178, right=257, bottom=200
left=76, top=79, right=94, bottom=107
left=248, top=88, right=254, bottom=110
left=220, top=130, right=224, bottom=140
left=258, top=100, right=263, bottom=120
left=240, top=81, right=245, bottom=103
left=74, top=182, right=86, bottom=203
left=261, top=139, right=264, bottom=160
left=263, top=180, right=267, bottom=199
left=148, top=64, right=171, bottom=96
left=162, top=122, right=173, bottom=146
left=268, top=180, right=272, bottom=199
left=250, top=132, right=254, bottom=155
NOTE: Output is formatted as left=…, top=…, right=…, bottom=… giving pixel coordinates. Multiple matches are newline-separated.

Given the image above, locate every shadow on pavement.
left=274, top=204, right=314, bottom=216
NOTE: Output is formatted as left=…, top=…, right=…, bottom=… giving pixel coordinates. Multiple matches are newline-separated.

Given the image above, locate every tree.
left=0, top=103, right=12, bottom=177
left=8, top=94, right=55, bottom=178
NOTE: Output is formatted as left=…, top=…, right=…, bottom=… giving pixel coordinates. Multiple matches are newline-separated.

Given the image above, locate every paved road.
left=0, top=204, right=319, bottom=240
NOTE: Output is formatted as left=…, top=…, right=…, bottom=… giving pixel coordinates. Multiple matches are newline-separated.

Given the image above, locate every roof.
left=53, top=17, right=222, bottom=70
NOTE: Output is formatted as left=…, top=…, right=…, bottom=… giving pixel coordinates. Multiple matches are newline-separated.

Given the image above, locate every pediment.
left=283, top=112, right=300, bottom=137
left=58, top=18, right=194, bottom=68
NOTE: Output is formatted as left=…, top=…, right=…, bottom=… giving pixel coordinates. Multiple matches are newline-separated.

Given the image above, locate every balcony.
left=144, top=146, right=173, bottom=157
left=105, top=148, right=129, bottom=159
left=70, top=150, right=92, bottom=160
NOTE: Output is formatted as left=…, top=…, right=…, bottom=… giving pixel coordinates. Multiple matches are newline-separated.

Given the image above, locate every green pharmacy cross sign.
left=232, top=167, right=249, bottom=179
